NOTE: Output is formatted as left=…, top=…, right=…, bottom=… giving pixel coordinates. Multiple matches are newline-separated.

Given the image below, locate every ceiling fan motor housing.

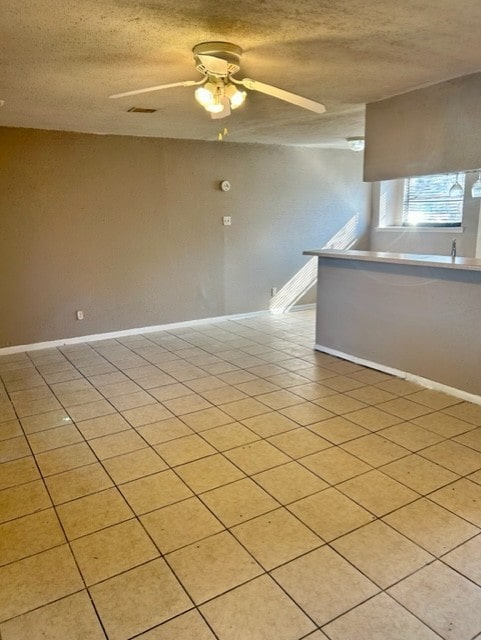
left=193, top=42, right=242, bottom=77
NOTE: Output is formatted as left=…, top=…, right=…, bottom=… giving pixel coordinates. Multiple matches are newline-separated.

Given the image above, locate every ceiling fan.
left=109, top=42, right=326, bottom=120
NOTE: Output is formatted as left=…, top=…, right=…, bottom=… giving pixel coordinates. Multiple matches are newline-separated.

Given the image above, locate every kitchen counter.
left=305, top=249, right=481, bottom=401
left=303, top=248, right=481, bottom=272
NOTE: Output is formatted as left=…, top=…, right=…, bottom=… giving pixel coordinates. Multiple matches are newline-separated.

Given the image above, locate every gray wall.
left=364, top=72, right=481, bottom=182
left=0, top=127, right=370, bottom=347
left=315, top=257, right=481, bottom=396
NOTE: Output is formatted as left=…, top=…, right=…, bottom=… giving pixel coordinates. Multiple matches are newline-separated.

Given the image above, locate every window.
left=402, top=173, right=464, bottom=227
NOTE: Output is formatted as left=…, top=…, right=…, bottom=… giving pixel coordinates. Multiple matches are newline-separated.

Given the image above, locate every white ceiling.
left=2, top=0, right=481, bottom=146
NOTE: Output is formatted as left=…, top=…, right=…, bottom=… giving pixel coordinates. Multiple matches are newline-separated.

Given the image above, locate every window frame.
left=377, top=173, right=466, bottom=231
left=401, top=173, right=464, bottom=228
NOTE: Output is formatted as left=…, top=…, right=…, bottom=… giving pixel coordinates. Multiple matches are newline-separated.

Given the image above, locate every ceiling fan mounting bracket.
left=192, top=41, right=242, bottom=76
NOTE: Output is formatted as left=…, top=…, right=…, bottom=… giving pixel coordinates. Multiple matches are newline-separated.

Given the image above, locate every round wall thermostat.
left=220, top=180, right=231, bottom=192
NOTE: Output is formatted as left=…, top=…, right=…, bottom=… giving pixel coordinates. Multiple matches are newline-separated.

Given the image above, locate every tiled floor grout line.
left=89, top=326, right=343, bottom=637
left=2, top=394, right=479, bottom=482
left=1, top=400, right=475, bottom=516
left=158, top=350, right=480, bottom=635
left=15, top=351, right=229, bottom=640
left=1, top=377, right=111, bottom=639
left=1, top=313, right=481, bottom=639
left=126, top=386, right=481, bottom=639
left=318, top=588, right=446, bottom=640
left=3, top=444, right=479, bottom=573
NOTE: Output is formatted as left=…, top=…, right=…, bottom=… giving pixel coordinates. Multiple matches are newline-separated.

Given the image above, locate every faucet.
left=451, top=238, right=457, bottom=259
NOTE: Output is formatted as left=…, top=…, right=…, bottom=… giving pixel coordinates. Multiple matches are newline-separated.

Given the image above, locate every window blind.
left=402, top=173, right=464, bottom=226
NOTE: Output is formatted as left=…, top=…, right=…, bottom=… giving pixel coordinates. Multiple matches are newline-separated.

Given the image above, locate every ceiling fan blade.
left=210, top=97, right=231, bottom=119
left=197, top=54, right=229, bottom=76
left=237, top=78, right=326, bottom=114
left=109, top=80, right=201, bottom=99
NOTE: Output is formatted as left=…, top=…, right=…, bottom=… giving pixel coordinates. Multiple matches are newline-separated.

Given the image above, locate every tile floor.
left=1, top=309, right=481, bottom=639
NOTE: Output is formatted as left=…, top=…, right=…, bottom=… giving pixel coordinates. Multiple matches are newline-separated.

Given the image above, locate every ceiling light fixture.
left=449, top=173, right=464, bottom=197
left=471, top=171, right=481, bottom=198
left=195, top=78, right=246, bottom=116
left=205, top=100, right=225, bottom=114
left=194, top=82, right=218, bottom=108
left=110, top=41, right=326, bottom=123
left=224, top=83, right=246, bottom=109
left=346, top=137, right=365, bottom=152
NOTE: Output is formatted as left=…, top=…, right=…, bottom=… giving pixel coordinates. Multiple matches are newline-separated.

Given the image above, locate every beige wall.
left=0, top=127, right=370, bottom=347
left=364, top=72, right=481, bottom=182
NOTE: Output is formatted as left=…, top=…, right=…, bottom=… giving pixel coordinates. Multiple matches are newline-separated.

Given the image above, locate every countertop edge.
left=303, top=249, right=481, bottom=272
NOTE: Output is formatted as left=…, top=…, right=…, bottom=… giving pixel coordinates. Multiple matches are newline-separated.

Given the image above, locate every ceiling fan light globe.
left=230, top=90, right=246, bottom=109
left=225, top=83, right=246, bottom=109
left=205, top=102, right=225, bottom=113
left=195, top=85, right=215, bottom=107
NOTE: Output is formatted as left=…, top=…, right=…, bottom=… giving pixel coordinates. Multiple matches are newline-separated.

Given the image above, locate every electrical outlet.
left=222, top=216, right=232, bottom=226
left=76, top=310, right=84, bottom=320
left=271, top=287, right=278, bottom=296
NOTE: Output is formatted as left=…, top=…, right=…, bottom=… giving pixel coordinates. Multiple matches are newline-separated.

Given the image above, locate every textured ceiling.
left=2, top=0, right=481, bottom=146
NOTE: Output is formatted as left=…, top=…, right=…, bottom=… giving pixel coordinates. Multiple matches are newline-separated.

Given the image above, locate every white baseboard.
left=0, top=310, right=274, bottom=356
left=288, top=303, right=316, bottom=312
left=0, top=305, right=313, bottom=357
left=315, top=344, right=481, bottom=407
